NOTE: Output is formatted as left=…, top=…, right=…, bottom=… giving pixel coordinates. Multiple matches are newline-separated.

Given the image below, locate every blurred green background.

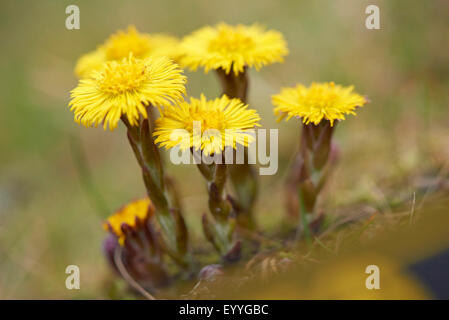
left=0, top=0, right=448, bottom=298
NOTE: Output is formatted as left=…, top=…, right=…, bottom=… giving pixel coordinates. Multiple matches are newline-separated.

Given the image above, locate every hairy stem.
left=215, top=67, right=258, bottom=230
left=121, top=113, right=190, bottom=268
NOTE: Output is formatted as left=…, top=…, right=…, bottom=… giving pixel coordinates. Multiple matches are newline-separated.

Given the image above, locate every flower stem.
left=200, top=157, right=240, bottom=261
left=122, top=113, right=191, bottom=269
left=289, top=122, right=336, bottom=246
left=215, top=67, right=257, bottom=230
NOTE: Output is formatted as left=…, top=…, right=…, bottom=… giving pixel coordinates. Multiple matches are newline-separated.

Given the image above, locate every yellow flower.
left=103, top=198, right=154, bottom=245
left=102, top=25, right=152, bottom=61
left=69, top=55, right=186, bottom=130
left=103, top=25, right=180, bottom=61
left=180, top=23, right=288, bottom=75
left=74, top=26, right=180, bottom=78
left=154, top=94, right=261, bottom=156
left=272, top=82, right=368, bottom=126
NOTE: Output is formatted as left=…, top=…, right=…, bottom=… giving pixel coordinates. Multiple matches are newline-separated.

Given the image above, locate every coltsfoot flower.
left=179, top=23, right=284, bottom=228
left=69, top=55, right=186, bottom=130
left=272, top=82, right=368, bottom=126
left=180, top=23, right=288, bottom=75
left=102, top=26, right=180, bottom=61
left=273, top=82, right=369, bottom=242
left=154, top=94, right=259, bottom=259
left=103, top=198, right=169, bottom=288
left=103, top=197, right=154, bottom=245
left=154, top=94, right=260, bottom=156
left=75, top=26, right=180, bottom=78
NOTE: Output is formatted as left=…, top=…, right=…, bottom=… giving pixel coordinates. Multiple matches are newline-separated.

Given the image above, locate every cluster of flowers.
left=69, top=24, right=368, bottom=294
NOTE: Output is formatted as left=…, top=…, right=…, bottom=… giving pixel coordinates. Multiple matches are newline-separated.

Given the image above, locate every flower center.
left=97, top=58, right=148, bottom=95
left=306, top=86, right=339, bottom=110
left=208, top=26, right=254, bottom=53
left=189, top=110, right=225, bottom=132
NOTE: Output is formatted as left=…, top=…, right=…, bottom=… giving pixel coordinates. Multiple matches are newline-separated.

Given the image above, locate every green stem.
left=215, top=68, right=257, bottom=230
left=214, top=163, right=227, bottom=196
left=200, top=160, right=239, bottom=259
left=122, top=114, right=191, bottom=269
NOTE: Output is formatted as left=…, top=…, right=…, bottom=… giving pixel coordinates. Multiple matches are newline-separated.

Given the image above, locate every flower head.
left=154, top=94, right=260, bottom=156
left=272, top=82, right=368, bottom=126
left=103, top=26, right=180, bottom=61
left=103, top=198, right=154, bottom=245
left=102, top=25, right=153, bottom=61
left=180, top=23, right=288, bottom=75
left=74, top=26, right=180, bottom=78
left=69, top=55, right=186, bottom=130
